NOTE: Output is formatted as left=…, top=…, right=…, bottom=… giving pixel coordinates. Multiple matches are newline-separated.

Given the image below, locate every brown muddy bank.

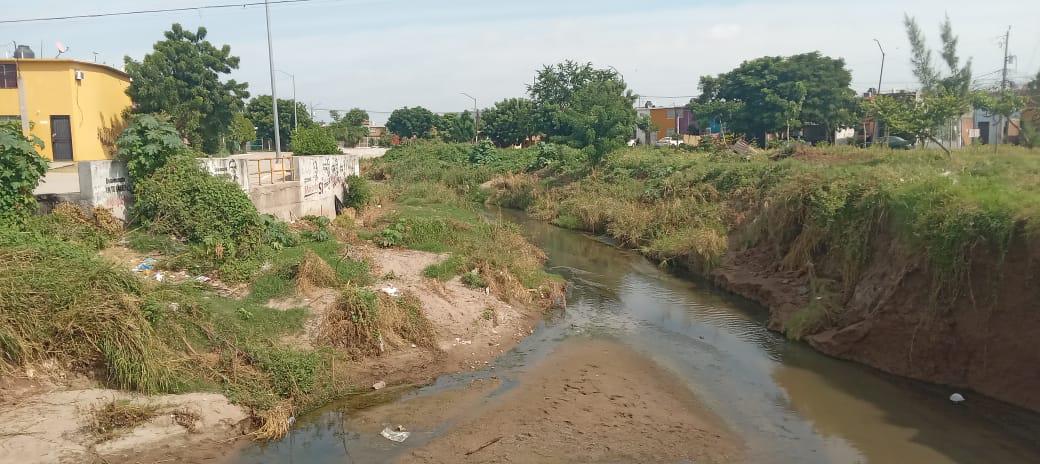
left=708, top=225, right=1040, bottom=413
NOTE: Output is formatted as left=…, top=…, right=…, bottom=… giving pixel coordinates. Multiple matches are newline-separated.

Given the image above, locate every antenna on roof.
left=55, top=41, right=68, bottom=58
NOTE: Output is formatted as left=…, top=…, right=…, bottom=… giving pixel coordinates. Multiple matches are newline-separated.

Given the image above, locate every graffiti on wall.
left=301, top=155, right=359, bottom=199
left=198, top=158, right=249, bottom=190
left=80, top=160, right=132, bottom=220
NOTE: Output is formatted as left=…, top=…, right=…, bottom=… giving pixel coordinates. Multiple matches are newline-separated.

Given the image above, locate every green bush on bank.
left=0, top=121, right=48, bottom=221
left=291, top=127, right=339, bottom=156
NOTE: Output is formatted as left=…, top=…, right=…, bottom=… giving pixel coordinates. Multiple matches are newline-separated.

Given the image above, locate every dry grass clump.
left=485, top=173, right=539, bottom=210
left=294, top=250, right=339, bottom=293
left=88, top=399, right=161, bottom=441
left=251, top=400, right=294, bottom=441
left=318, top=285, right=435, bottom=356
left=92, top=206, right=124, bottom=235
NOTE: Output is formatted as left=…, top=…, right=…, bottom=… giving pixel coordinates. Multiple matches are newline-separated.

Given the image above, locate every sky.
left=5, top=0, right=1039, bottom=124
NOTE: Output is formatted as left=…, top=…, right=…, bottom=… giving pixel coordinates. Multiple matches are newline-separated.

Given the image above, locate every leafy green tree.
left=387, top=106, right=440, bottom=139
left=690, top=52, right=856, bottom=144
left=116, top=114, right=189, bottom=181
left=1022, top=71, right=1040, bottom=147
left=228, top=113, right=256, bottom=153
left=437, top=111, right=477, bottom=143
left=868, top=91, right=966, bottom=154
left=327, top=108, right=370, bottom=147
left=124, top=24, right=249, bottom=154
left=246, top=95, right=315, bottom=148
left=528, top=61, right=636, bottom=159
left=482, top=99, right=537, bottom=147
left=0, top=121, right=48, bottom=221
left=291, top=127, right=339, bottom=155
left=635, top=114, right=658, bottom=145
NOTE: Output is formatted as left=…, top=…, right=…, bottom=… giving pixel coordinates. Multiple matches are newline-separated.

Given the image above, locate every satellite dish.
left=55, top=41, right=69, bottom=58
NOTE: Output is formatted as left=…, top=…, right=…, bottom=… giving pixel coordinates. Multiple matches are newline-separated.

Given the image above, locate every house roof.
left=7, top=58, right=130, bottom=79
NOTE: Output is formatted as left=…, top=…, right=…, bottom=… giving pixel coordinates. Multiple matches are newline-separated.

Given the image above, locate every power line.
left=0, top=0, right=341, bottom=24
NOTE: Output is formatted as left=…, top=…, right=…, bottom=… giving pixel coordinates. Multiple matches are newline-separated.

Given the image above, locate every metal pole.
left=999, top=26, right=1010, bottom=146
left=461, top=92, right=477, bottom=143
left=292, top=74, right=297, bottom=131
left=873, top=39, right=885, bottom=146
left=264, top=0, right=282, bottom=157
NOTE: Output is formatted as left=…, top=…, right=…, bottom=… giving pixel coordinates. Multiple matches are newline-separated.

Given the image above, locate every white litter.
left=950, top=393, right=965, bottom=403
left=154, top=272, right=164, bottom=282
left=194, top=276, right=211, bottom=283
left=381, top=285, right=400, bottom=297
left=381, top=425, right=409, bottom=442
left=372, top=381, right=386, bottom=390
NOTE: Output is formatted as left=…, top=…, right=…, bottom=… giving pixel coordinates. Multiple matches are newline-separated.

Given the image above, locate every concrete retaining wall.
left=52, top=154, right=360, bottom=223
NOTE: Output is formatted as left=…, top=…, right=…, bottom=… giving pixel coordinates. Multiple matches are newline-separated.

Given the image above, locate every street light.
left=873, top=39, right=886, bottom=146
left=263, top=0, right=281, bottom=157
left=275, top=69, right=297, bottom=131
left=460, top=92, right=478, bottom=143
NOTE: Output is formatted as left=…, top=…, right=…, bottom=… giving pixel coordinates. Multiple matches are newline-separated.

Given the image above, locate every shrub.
left=133, top=158, right=265, bottom=255
left=0, top=121, right=48, bottom=221
left=291, top=127, right=339, bottom=156
left=116, top=114, right=189, bottom=181
left=468, top=140, right=496, bottom=164
left=343, top=175, right=372, bottom=209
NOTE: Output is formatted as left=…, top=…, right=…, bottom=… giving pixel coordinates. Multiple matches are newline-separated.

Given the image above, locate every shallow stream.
left=231, top=210, right=1040, bottom=463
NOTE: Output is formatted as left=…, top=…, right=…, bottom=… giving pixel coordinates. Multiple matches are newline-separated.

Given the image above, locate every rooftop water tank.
left=13, top=45, right=34, bottom=59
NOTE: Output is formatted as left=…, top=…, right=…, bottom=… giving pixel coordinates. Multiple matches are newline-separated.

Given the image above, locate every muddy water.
left=231, top=211, right=1040, bottom=463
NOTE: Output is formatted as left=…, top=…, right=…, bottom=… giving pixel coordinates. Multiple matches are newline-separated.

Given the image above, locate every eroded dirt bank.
left=0, top=244, right=544, bottom=463
left=710, top=228, right=1040, bottom=413
left=349, top=339, right=742, bottom=464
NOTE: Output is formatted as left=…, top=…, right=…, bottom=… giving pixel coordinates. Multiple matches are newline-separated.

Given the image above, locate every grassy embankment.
left=0, top=151, right=563, bottom=441
left=375, top=140, right=1040, bottom=339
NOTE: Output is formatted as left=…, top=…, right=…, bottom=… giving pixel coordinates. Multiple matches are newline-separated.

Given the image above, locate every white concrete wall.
left=197, top=157, right=251, bottom=191
left=77, top=160, right=131, bottom=220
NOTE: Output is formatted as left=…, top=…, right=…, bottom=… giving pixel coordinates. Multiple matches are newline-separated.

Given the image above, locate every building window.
left=0, top=63, right=16, bottom=89
left=0, top=115, right=19, bottom=122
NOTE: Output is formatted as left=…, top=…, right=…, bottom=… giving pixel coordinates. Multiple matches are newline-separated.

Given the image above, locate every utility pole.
left=275, top=70, right=297, bottom=131
left=998, top=26, right=1011, bottom=146
left=873, top=39, right=886, bottom=146
left=264, top=0, right=282, bottom=157
left=461, top=92, right=478, bottom=143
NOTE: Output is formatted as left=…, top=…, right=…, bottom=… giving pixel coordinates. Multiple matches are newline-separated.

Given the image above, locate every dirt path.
left=351, top=339, right=743, bottom=464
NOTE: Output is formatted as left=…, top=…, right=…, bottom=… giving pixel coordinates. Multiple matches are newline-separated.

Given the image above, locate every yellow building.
left=0, top=58, right=132, bottom=161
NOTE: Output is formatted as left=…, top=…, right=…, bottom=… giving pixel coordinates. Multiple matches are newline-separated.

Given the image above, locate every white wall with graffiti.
left=294, top=154, right=360, bottom=207
left=78, top=160, right=131, bottom=220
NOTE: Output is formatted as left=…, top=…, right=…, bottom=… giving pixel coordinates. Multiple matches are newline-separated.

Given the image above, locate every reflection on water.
left=232, top=210, right=1040, bottom=464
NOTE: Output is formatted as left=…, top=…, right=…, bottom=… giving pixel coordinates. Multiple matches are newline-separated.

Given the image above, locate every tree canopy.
left=690, top=52, right=857, bottom=143
left=387, top=106, right=440, bottom=139
left=246, top=95, right=315, bottom=148
left=327, top=108, right=370, bottom=147
left=437, top=111, right=477, bottom=143
left=528, top=61, right=636, bottom=158
left=124, top=24, right=249, bottom=154
left=482, top=98, right=537, bottom=147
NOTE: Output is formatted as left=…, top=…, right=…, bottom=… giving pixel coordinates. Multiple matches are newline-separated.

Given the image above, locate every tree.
left=116, top=114, right=188, bottom=181
left=528, top=61, right=636, bottom=159
left=328, top=108, right=370, bottom=147
left=481, top=98, right=537, bottom=147
left=291, top=127, right=339, bottom=155
left=386, top=106, right=439, bottom=139
left=246, top=95, right=315, bottom=148
left=228, top=113, right=256, bottom=153
left=868, top=91, right=966, bottom=155
left=0, top=121, right=48, bottom=221
left=437, top=111, right=477, bottom=143
left=635, top=114, right=659, bottom=145
left=690, top=52, right=857, bottom=145
left=1022, top=71, right=1040, bottom=147
left=125, top=24, right=249, bottom=154
left=905, top=14, right=972, bottom=97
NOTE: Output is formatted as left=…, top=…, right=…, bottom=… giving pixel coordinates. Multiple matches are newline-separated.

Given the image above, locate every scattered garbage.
left=132, top=258, right=157, bottom=272
left=381, top=285, right=400, bottom=297
left=950, top=393, right=965, bottom=403
left=194, top=275, right=211, bottom=283
left=287, top=416, right=296, bottom=426
left=372, top=381, right=386, bottom=390
left=154, top=272, right=164, bottom=282
left=381, top=425, right=409, bottom=442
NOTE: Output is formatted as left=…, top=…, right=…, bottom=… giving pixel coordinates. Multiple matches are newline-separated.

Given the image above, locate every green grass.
left=423, top=254, right=465, bottom=280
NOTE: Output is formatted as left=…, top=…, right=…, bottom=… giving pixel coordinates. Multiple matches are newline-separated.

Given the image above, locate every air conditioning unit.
left=74, top=70, right=85, bottom=81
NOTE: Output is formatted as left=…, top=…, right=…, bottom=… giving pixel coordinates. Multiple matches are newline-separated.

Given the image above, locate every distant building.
left=0, top=55, right=132, bottom=161
left=362, top=125, right=386, bottom=147
left=635, top=103, right=696, bottom=144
